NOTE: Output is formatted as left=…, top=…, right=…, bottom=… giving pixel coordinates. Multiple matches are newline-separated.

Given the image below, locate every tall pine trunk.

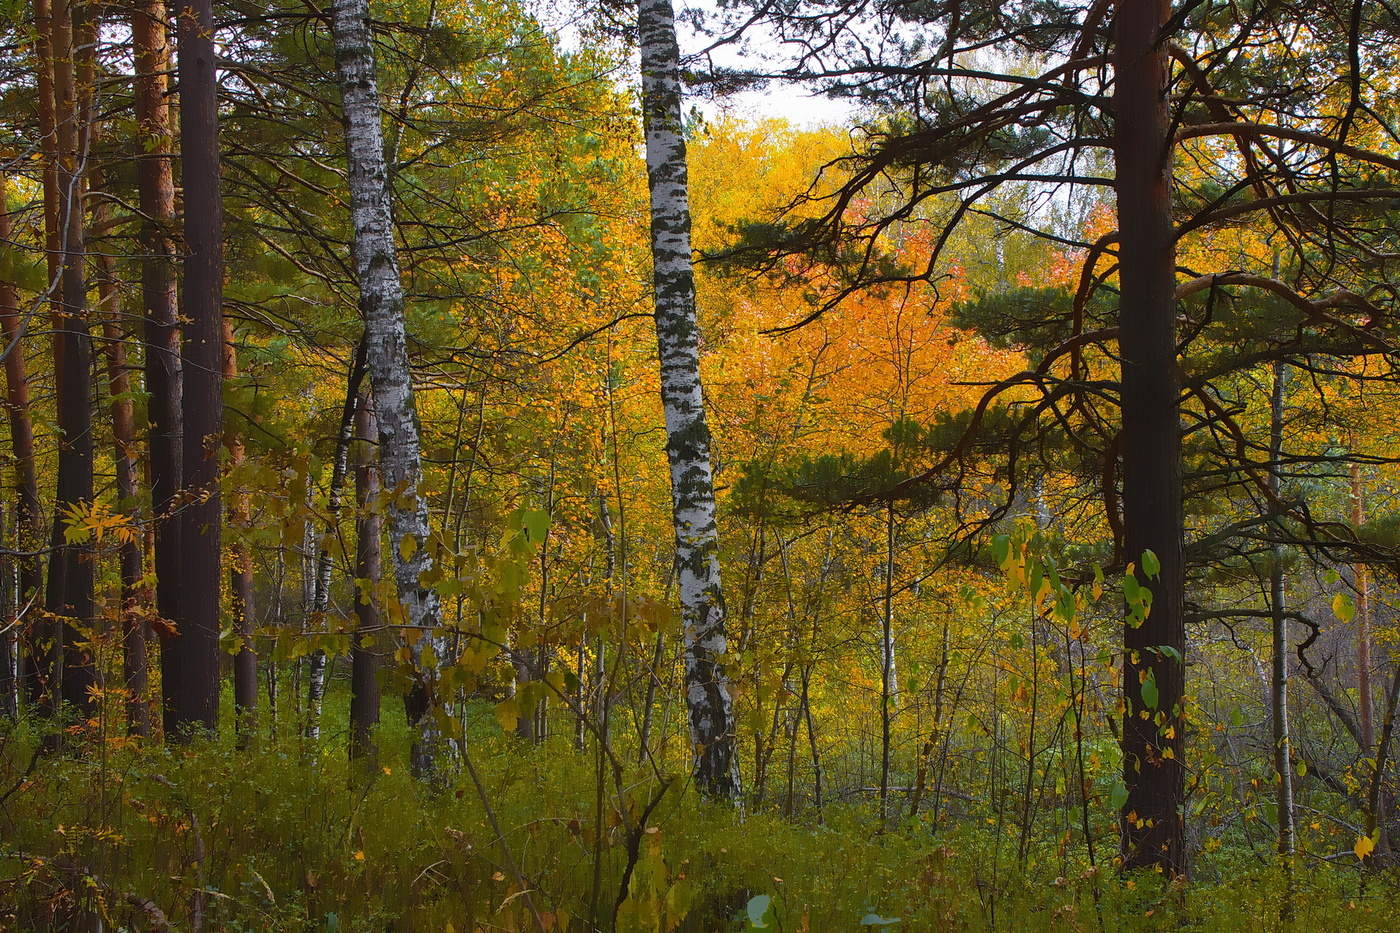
left=329, top=0, right=445, bottom=778
left=1115, top=0, right=1186, bottom=874
left=45, top=0, right=97, bottom=719
left=165, top=0, right=224, bottom=737
left=637, top=0, right=739, bottom=800
left=130, top=0, right=183, bottom=663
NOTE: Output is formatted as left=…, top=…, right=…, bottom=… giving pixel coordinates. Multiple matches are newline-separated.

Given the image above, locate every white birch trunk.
left=638, top=0, right=739, bottom=799
left=329, top=0, right=445, bottom=778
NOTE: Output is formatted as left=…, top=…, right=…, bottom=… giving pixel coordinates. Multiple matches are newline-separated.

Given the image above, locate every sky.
left=528, top=0, right=860, bottom=129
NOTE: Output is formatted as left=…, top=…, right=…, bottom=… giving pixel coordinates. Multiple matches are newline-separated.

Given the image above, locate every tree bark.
left=349, top=394, right=382, bottom=768
left=130, top=0, right=183, bottom=662
left=306, top=346, right=365, bottom=740
left=96, top=206, right=151, bottom=738
left=1268, top=362, right=1295, bottom=915
left=223, top=321, right=258, bottom=731
left=329, top=0, right=445, bottom=778
left=1351, top=463, right=1373, bottom=752
left=0, top=177, right=41, bottom=719
left=637, top=0, right=739, bottom=800
left=1115, top=0, right=1186, bottom=875
left=44, top=0, right=97, bottom=719
left=164, top=0, right=224, bottom=738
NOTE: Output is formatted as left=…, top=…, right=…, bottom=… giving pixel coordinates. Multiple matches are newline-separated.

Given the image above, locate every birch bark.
left=329, top=0, right=445, bottom=777
left=637, top=0, right=739, bottom=799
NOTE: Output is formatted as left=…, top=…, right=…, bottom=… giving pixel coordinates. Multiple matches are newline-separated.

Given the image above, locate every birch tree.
left=329, top=0, right=445, bottom=778
left=637, top=0, right=739, bottom=799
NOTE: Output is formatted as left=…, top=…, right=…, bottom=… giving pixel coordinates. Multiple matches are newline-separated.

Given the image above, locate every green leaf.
left=1333, top=592, right=1356, bottom=623
left=1141, top=549, right=1160, bottom=581
left=1109, top=781, right=1129, bottom=812
left=1141, top=670, right=1159, bottom=710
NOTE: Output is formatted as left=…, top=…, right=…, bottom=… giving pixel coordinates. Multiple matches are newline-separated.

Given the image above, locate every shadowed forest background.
left=5, top=0, right=1400, bottom=928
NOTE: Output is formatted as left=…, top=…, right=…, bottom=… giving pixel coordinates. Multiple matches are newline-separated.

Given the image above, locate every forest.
left=3, top=0, right=1400, bottom=928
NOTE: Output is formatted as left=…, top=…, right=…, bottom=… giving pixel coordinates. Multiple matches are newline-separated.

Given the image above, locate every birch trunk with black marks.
left=306, top=348, right=366, bottom=739
left=1269, top=362, right=1295, bottom=910
left=329, top=0, right=445, bottom=778
left=165, top=0, right=224, bottom=738
left=637, top=0, right=739, bottom=799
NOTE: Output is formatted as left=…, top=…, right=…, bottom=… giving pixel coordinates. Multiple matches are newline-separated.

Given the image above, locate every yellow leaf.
left=1354, top=834, right=1376, bottom=860
left=353, top=850, right=365, bottom=861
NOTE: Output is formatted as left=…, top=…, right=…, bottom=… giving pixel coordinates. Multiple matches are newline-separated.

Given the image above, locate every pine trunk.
left=131, top=0, right=183, bottom=657
left=45, top=0, right=97, bottom=719
left=637, top=0, right=739, bottom=799
left=165, top=0, right=224, bottom=737
left=1115, top=0, right=1186, bottom=874
left=329, top=0, right=445, bottom=778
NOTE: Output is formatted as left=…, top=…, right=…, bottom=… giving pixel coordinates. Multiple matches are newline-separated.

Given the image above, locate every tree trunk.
left=306, top=347, right=366, bottom=740
left=1269, top=362, right=1295, bottom=913
left=637, top=0, right=739, bottom=800
left=96, top=211, right=151, bottom=738
left=45, top=0, right=97, bottom=719
left=223, top=321, right=258, bottom=731
left=1351, top=463, right=1373, bottom=753
left=130, top=0, right=183, bottom=657
left=349, top=394, right=382, bottom=768
left=165, top=0, right=224, bottom=738
left=329, top=0, right=445, bottom=778
left=1115, top=0, right=1186, bottom=875
left=0, top=177, right=41, bottom=719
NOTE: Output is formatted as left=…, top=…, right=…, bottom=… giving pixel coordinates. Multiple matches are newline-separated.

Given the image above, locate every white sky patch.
left=527, top=0, right=859, bottom=129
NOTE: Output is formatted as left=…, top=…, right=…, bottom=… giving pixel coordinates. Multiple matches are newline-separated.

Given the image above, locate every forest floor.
left=2, top=690, right=1396, bottom=931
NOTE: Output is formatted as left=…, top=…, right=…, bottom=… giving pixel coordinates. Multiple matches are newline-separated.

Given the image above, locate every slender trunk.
left=96, top=211, right=151, bottom=738
left=45, top=0, right=97, bottom=719
left=130, top=0, right=183, bottom=655
left=1351, top=463, right=1373, bottom=752
left=306, top=346, right=366, bottom=739
left=637, top=0, right=738, bottom=799
left=1269, top=362, right=1295, bottom=915
left=349, top=394, right=382, bottom=769
left=1115, top=0, right=1186, bottom=874
left=165, top=0, right=224, bottom=738
left=879, top=503, right=896, bottom=831
left=223, top=321, right=257, bottom=730
left=329, top=0, right=445, bottom=778
left=0, top=178, right=41, bottom=718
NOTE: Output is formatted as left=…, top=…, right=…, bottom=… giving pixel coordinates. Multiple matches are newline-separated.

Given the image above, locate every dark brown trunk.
left=1115, top=0, right=1186, bottom=875
left=164, top=0, right=223, bottom=738
left=0, top=177, right=41, bottom=718
left=96, top=206, right=151, bottom=738
left=131, top=0, right=183, bottom=662
left=45, top=0, right=97, bottom=719
left=223, top=321, right=257, bottom=730
left=349, top=394, right=382, bottom=767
